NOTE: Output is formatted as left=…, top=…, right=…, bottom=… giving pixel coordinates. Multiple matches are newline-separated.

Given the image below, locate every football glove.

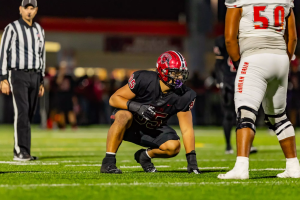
left=127, top=100, right=156, bottom=121
left=232, top=59, right=240, bottom=70
left=186, top=150, right=201, bottom=174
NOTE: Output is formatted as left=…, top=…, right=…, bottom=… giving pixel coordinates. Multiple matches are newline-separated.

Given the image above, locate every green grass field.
left=0, top=125, right=300, bottom=200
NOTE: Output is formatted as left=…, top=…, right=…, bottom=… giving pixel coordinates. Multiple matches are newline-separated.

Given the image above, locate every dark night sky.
left=0, top=0, right=185, bottom=21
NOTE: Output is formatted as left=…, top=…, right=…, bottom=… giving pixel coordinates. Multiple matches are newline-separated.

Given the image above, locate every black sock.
left=106, top=153, right=116, bottom=158
left=139, top=151, right=151, bottom=166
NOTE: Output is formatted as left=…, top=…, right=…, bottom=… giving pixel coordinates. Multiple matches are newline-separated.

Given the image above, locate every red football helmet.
left=156, top=51, right=189, bottom=89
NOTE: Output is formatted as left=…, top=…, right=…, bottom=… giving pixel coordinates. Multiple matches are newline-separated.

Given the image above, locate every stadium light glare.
left=45, top=41, right=61, bottom=53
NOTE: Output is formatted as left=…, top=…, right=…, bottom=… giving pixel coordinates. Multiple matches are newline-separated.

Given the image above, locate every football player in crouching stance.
left=100, top=51, right=201, bottom=174
left=218, top=0, right=300, bottom=179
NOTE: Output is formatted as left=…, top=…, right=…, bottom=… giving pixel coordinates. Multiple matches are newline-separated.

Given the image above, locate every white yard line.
left=250, top=168, right=285, bottom=171
left=0, top=181, right=299, bottom=188
left=64, top=164, right=102, bottom=167
left=119, top=165, right=170, bottom=169
left=178, top=167, right=229, bottom=170
left=0, top=161, right=58, bottom=165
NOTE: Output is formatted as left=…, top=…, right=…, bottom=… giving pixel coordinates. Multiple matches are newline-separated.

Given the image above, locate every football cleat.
left=250, top=146, right=258, bottom=154
left=100, top=164, right=122, bottom=174
left=134, top=149, right=157, bottom=173
left=225, top=149, right=234, bottom=155
left=13, top=152, right=36, bottom=161
left=277, top=170, right=300, bottom=178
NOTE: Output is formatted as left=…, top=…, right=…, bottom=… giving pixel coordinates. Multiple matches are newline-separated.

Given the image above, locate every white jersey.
left=225, top=0, right=294, bottom=57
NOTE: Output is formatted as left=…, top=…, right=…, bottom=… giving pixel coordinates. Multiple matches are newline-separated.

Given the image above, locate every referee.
left=0, top=0, right=45, bottom=161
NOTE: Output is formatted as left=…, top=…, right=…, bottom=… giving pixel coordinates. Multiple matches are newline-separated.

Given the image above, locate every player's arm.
left=225, top=8, right=242, bottom=69
left=177, top=111, right=200, bottom=174
left=285, top=9, right=297, bottom=61
left=109, top=85, right=136, bottom=110
left=109, top=84, right=155, bottom=120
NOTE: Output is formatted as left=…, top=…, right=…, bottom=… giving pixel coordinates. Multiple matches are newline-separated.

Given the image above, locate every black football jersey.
left=214, top=35, right=237, bottom=86
left=128, top=70, right=196, bottom=129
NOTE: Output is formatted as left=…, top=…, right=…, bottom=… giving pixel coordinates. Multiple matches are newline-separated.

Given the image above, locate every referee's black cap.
left=21, top=0, right=38, bottom=7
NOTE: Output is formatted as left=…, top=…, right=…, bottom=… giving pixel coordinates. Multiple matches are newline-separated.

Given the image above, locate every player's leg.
left=147, top=140, right=181, bottom=158
left=100, top=110, right=133, bottom=173
left=221, top=86, right=235, bottom=153
left=218, top=55, right=268, bottom=179
left=134, top=126, right=180, bottom=172
left=262, top=58, right=300, bottom=178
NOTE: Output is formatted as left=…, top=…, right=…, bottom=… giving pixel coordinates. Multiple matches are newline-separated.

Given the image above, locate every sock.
left=139, top=151, right=151, bottom=166
left=145, top=150, right=151, bottom=159
left=106, top=152, right=116, bottom=158
left=233, top=156, right=249, bottom=171
left=286, top=157, right=300, bottom=170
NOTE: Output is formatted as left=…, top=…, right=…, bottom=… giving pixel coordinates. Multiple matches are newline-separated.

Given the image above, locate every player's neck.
left=159, top=80, right=171, bottom=93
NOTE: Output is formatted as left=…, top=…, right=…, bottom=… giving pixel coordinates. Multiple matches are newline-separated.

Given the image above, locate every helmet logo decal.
left=161, top=53, right=172, bottom=64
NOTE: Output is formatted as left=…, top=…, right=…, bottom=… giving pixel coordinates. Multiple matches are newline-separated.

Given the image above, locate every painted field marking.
left=0, top=161, right=58, bottom=165
left=178, top=167, right=229, bottom=170
left=250, top=168, right=285, bottom=171
left=119, top=165, right=170, bottom=169
left=64, top=164, right=102, bottom=167
left=0, top=181, right=299, bottom=188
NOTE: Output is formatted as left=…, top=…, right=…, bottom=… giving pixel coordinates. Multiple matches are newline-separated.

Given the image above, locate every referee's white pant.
left=8, top=70, right=41, bottom=155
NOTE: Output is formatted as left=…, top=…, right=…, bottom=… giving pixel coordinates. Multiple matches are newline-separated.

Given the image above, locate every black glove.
left=127, top=100, right=156, bottom=121
left=186, top=150, right=201, bottom=174
left=232, top=59, right=240, bottom=70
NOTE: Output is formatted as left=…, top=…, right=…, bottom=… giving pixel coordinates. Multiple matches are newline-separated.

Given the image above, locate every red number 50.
left=254, top=6, right=285, bottom=31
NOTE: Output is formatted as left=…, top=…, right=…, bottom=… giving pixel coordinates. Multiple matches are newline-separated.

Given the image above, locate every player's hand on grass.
left=127, top=100, right=156, bottom=121
left=186, top=150, right=201, bottom=174
left=0, top=80, right=11, bottom=95
left=39, top=85, right=45, bottom=97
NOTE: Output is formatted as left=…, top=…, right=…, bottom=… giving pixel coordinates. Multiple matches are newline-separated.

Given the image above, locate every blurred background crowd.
left=0, top=0, right=300, bottom=128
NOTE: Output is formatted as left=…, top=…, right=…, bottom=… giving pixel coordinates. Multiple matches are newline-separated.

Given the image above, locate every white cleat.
left=218, top=156, right=249, bottom=180
left=277, top=170, right=300, bottom=178
left=218, top=168, right=249, bottom=179
left=225, top=149, right=234, bottom=155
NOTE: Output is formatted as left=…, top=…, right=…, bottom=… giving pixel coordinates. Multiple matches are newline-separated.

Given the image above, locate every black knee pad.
left=236, top=106, right=258, bottom=133
left=265, top=112, right=293, bottom=138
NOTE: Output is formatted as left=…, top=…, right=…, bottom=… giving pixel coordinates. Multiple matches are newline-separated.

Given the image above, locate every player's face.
left=20, top=6, right=38, bottom=21
left=169, top=71, right=183, bottom=81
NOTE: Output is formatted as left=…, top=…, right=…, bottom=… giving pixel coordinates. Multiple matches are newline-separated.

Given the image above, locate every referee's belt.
left=9, top=68, right=41, bottom=73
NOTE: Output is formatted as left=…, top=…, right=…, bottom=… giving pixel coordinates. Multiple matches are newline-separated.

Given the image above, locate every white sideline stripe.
left=0, top=181, right=299, bottom=188
left=119, top=165, right=170, bottom=169
left=178, top=167, right=229, bottom=170
left=64, top=164, right=102, bottom=167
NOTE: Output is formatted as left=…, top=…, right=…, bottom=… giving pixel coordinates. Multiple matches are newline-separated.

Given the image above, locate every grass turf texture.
left=0, top=125, right=300, bottom=200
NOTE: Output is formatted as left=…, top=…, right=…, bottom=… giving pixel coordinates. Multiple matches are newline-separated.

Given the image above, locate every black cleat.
left=250, top=146, right=258, bottom=154
left=100, top=164, right=122, bottom=174
left=134, top=149, right=157, bottom=173
left=13, top=152, right=32, bottom=161
left=100, top=157, right=122, bottom=174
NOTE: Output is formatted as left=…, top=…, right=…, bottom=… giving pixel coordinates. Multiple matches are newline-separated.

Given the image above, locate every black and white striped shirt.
left=0, top=18, right=45, bottom=81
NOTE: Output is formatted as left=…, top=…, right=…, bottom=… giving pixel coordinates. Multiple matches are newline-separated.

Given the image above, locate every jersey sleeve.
left=128, top=71, right=149, bottom=95
left=179, top=89, right=197, bottom=112
left=225, top=0, right=244, bottom=8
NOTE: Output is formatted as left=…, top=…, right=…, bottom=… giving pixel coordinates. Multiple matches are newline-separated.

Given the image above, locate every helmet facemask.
left=162, top=68, right=189, bottom=89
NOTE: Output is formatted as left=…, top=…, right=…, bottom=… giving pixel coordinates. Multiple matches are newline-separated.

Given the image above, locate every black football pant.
left=8, top=70, right=41, bottom=155
left=221, top=85, right=236, bottom=150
